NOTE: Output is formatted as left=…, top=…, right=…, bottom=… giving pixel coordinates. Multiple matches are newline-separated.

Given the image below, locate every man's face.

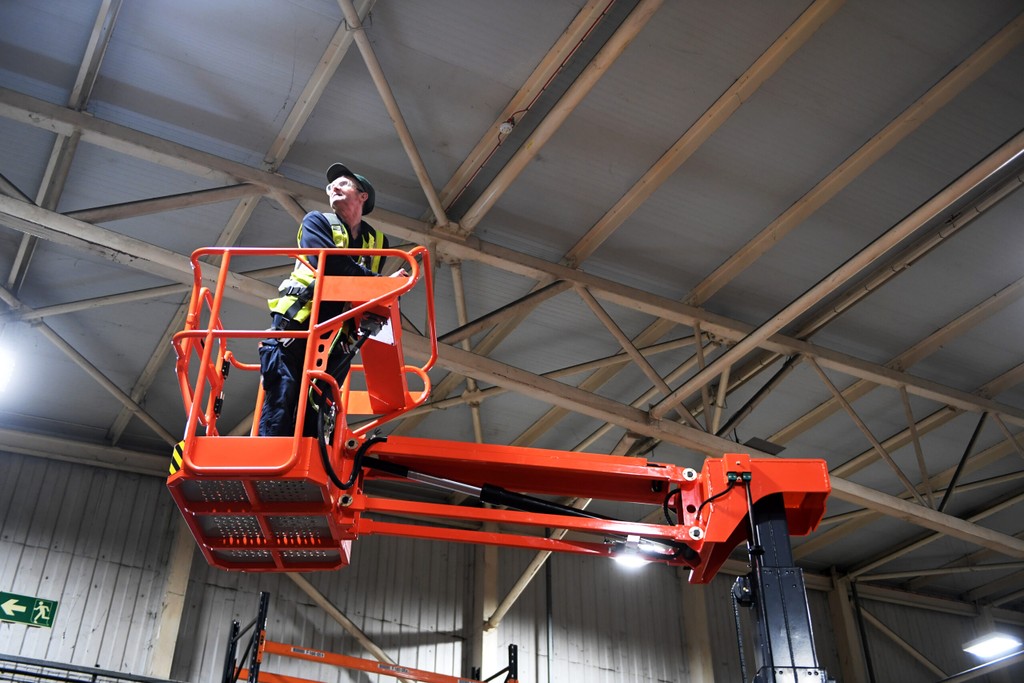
left=326, top=175, right=366, bottom=212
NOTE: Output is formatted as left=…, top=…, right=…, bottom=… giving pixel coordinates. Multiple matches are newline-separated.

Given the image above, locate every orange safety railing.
left=171, top=245, right=436, bottom=478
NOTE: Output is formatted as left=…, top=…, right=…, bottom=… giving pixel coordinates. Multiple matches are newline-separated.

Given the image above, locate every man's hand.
left=390, top=268, right=409, bottom=278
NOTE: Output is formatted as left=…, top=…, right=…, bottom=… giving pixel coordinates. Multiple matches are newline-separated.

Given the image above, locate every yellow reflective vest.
left=268, top=213, right=386, bottom=326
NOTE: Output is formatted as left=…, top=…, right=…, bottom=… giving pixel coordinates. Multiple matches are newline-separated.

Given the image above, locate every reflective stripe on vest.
left=267, top=212, right=385, bottom=323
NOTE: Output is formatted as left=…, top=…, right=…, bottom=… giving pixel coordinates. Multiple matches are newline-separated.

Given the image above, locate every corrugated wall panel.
left=861, top=597, right=1024, bottom=683
left=6, top=452, right=1022, bottom=682
left=704, top=573, right=746, bottom=681
left=171, top=533, right=474, bottom=683
left=0, top=454, right=178, bottom=674
left=492, top=550, right=694, bottom=683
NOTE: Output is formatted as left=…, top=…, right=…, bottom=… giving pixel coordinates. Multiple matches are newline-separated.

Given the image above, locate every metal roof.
left=2, top=0, right=1024, bottom=618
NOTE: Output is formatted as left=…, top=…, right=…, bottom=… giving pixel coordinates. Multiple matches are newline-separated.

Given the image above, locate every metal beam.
left=0, top=195, right=271, bottom=305
left=562, top=341, right=705, bottom=452
left=727, top=169, right=1024, bottom=439
left=849, top=490, right=1024, bottom=578
left=685, top=11, right=1024, bottom=307
left=828, top=576, right=870, bottom=683
left=904, top=530, right=1024, bottom=593
left=964, top=569, right=1024, bottom=603
left=576, top=285, right=675, bottom=400
left=651, top=127, right=1024, bottom=419
left=833, top=362, right=1024, bottom=480
left=402, top=333, right=1024, bottom=557
left=7, top=189, right=1024, bottom=434
left=860, top=608, right=946, bottom=678
left=937, top=651, right=1024, bottom=683
left=459, top=0, right=663, bottom=232
left=286, top=573, right=413, bottom=683
left=2, top=265, right=289, bottom=323
left=450, top=262, right=484, bottom=443
left=394, top=336, right=695, bottom=422
left=263, top=0, right=376, bottom=165
left=564, top=0, right=845, bottom=267
left=899, top=386, right=935, bottom=507
left=851, top=582, right=1024, bottom=625
left=0, top=427, right=166, bottom=476
left=796, top=432, right=1024, bottom=560
left=0, top=285, right=177, bottom=444
left=808, top=358, right=927, bottom=506
left=818, top=472, right=1024, bottom=530
left=65, top=183, right=260, bottom=223
left=594, top=14, right=1024, bottom=456
left=434, top=0, right=612, bottom=215
left=6, top=0, right=124, bottom=294
left=857, top=561, right=1024, bottom=583
left=339, top=0, right=447, bottom=228
left=148, top=518, right=195, bottom=678
left=397, top=0, right=838, bottom=446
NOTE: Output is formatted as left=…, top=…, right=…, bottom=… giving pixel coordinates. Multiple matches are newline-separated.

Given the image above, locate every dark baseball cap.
left=326, top=162, right=375, bottom=214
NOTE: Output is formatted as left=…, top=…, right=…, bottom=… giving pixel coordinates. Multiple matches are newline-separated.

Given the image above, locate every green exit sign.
left=0, top=591, right=58, bottom=628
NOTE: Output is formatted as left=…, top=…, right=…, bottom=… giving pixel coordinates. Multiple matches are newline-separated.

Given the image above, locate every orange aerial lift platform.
left=168, top=246, right=834, bottom=683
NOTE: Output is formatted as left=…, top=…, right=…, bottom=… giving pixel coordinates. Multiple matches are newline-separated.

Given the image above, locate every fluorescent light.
left=963, top=633, right=1022, bottom=660
left=0, top=347, right=12, bottom=391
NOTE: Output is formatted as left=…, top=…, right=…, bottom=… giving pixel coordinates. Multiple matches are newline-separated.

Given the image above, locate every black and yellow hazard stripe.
left=169, top=441, right=185, bottom=475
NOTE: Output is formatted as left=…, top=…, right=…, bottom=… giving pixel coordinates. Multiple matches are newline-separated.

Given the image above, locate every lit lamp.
left=962, top=632, right=1022, bottom=660
left=613, top=535, right=650, bottom=569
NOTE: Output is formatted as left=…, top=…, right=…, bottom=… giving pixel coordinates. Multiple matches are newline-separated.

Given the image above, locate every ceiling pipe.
left=439, top=280, right=573, bottom=346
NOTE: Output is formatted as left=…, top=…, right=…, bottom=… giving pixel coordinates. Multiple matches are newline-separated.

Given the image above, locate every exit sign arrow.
left=1, top=598, right=26, bottom=616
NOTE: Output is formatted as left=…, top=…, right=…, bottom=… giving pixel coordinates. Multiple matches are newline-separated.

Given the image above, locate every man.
left=258, top=162, right=400, bottom=437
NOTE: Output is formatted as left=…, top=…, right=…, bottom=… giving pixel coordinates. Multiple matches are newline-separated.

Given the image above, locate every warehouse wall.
left=172, top=535, right=473, bottom=683
left=3, top=452, right=1022, bottom=683
left=0, top=453, right=179, bottom=672
left=492, top=547, right=693, bottom=682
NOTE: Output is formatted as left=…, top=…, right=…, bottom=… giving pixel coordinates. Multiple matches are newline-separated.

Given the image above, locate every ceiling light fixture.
left=962, top=632, right=1022, bottom=660
left=0, top=347, right=13, bottom=391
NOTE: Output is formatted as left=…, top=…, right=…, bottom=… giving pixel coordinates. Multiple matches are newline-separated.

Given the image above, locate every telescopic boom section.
left=166, top=247, right=829, bottom=581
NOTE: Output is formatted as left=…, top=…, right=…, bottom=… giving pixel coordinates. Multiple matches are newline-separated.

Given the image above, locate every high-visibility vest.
left=268, top=213, right=386, bottom=325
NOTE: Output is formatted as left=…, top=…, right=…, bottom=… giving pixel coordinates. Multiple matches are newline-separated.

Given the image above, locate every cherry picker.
left=167, top=246, right=834, bottom=683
